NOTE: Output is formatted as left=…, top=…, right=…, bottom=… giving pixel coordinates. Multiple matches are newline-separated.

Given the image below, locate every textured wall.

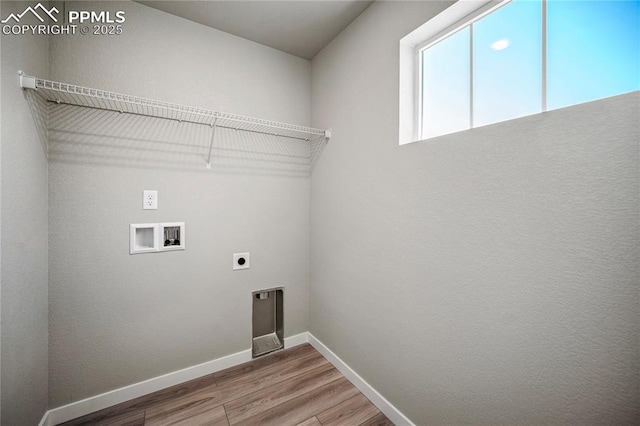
left=0, top=2, right=50, bottom=424
left=48, top=1, right=311, bottom=407
left=310, top=1, right=639, bottom=424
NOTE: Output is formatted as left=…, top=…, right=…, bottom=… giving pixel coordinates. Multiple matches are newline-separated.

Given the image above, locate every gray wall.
left=3, top=0, right=638, bottom=422
left=0, top=2, right=50, bottom=424
left=48, top=1, right=311, bottom=407
left=310, top=1, right=639, bottom=424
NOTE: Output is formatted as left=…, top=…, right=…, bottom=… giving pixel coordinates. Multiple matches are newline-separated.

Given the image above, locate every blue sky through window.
left=422, top=27, right=470, bottom=138
left=547, top=0, right=640, bottom=110
left=473, top=0, right=542, bottom=127
left=421, top=0, right=640, bottom=139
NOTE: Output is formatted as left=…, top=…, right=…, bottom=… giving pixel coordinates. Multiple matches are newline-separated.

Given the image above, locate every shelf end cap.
left=19, top=73, right=37, bottom=90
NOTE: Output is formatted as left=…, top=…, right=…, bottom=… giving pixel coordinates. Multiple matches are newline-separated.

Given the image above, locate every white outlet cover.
left=143, top=190, right=158, bottom=210
left=233, top=253, right=250, bottom=270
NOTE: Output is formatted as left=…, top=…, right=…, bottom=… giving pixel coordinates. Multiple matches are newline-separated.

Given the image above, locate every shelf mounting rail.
left=19, top=72, right=331, bottom=170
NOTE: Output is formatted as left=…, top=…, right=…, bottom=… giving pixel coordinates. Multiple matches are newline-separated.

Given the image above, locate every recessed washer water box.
left=252, top=287, right=284, bottom=358
left=130, top=222, right=185, bottom=254
left=160, top=222, right=185, bottom=252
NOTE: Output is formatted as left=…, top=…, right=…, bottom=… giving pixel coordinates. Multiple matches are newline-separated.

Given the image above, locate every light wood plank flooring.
left=60, top=344, right=394, bottom=426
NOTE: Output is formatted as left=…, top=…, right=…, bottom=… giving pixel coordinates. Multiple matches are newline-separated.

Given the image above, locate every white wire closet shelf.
left=19, top=72, right=331, bottom=171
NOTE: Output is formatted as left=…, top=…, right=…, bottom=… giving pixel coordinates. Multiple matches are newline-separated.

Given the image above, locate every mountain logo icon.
left=1, top=3, right=59, bottom=24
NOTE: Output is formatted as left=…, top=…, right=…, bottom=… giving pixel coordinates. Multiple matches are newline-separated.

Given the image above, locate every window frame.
left=401, top=0, right=638, bottom=144
left=414, top=0, right=512, bottom=140
left=399, top=0, right=503, bottom=145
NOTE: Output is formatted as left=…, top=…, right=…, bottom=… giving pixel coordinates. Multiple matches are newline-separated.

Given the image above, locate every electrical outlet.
left=143, top=190, right=158, bottom=210
left=233, top=253, right=250, bottom=270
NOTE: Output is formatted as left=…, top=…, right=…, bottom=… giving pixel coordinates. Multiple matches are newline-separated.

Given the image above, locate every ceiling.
left=137, top=1, right=375, bottom=60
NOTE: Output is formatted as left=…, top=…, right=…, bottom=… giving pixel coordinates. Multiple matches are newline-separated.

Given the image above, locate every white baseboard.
left=284, top=331, right=309, bottom=348
left=308, top=333, right=415, bottom=426
left=44, top=333, right=308, bottom=425
left=37, top=410, right=50, bottom=426
left=39, top=331, right=412, bottom=426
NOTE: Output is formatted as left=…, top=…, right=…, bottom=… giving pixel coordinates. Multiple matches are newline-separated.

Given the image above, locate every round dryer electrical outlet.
left=233, top=252, right=250, bottom=270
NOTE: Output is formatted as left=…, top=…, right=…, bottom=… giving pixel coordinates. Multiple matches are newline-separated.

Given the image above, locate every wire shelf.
left=19, top=73, right=330, bottom=172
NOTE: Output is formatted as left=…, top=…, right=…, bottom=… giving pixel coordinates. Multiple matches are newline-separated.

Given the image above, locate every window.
left=471, top=0, right=542, bottom=128
left=401, top=0, right=640, bottom=143
left=546, top=0, right=640, bottom=110
left=421, top=27, right=470, bottom=138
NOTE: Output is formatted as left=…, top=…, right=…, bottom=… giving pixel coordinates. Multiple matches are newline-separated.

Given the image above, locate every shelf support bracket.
left=206, top=118, right=218, bottom=169
left=19, top=71, right=37, bottom=89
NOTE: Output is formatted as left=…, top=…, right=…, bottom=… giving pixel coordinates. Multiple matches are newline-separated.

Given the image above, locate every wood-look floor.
left=60, top=344, right=394, bottom=426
